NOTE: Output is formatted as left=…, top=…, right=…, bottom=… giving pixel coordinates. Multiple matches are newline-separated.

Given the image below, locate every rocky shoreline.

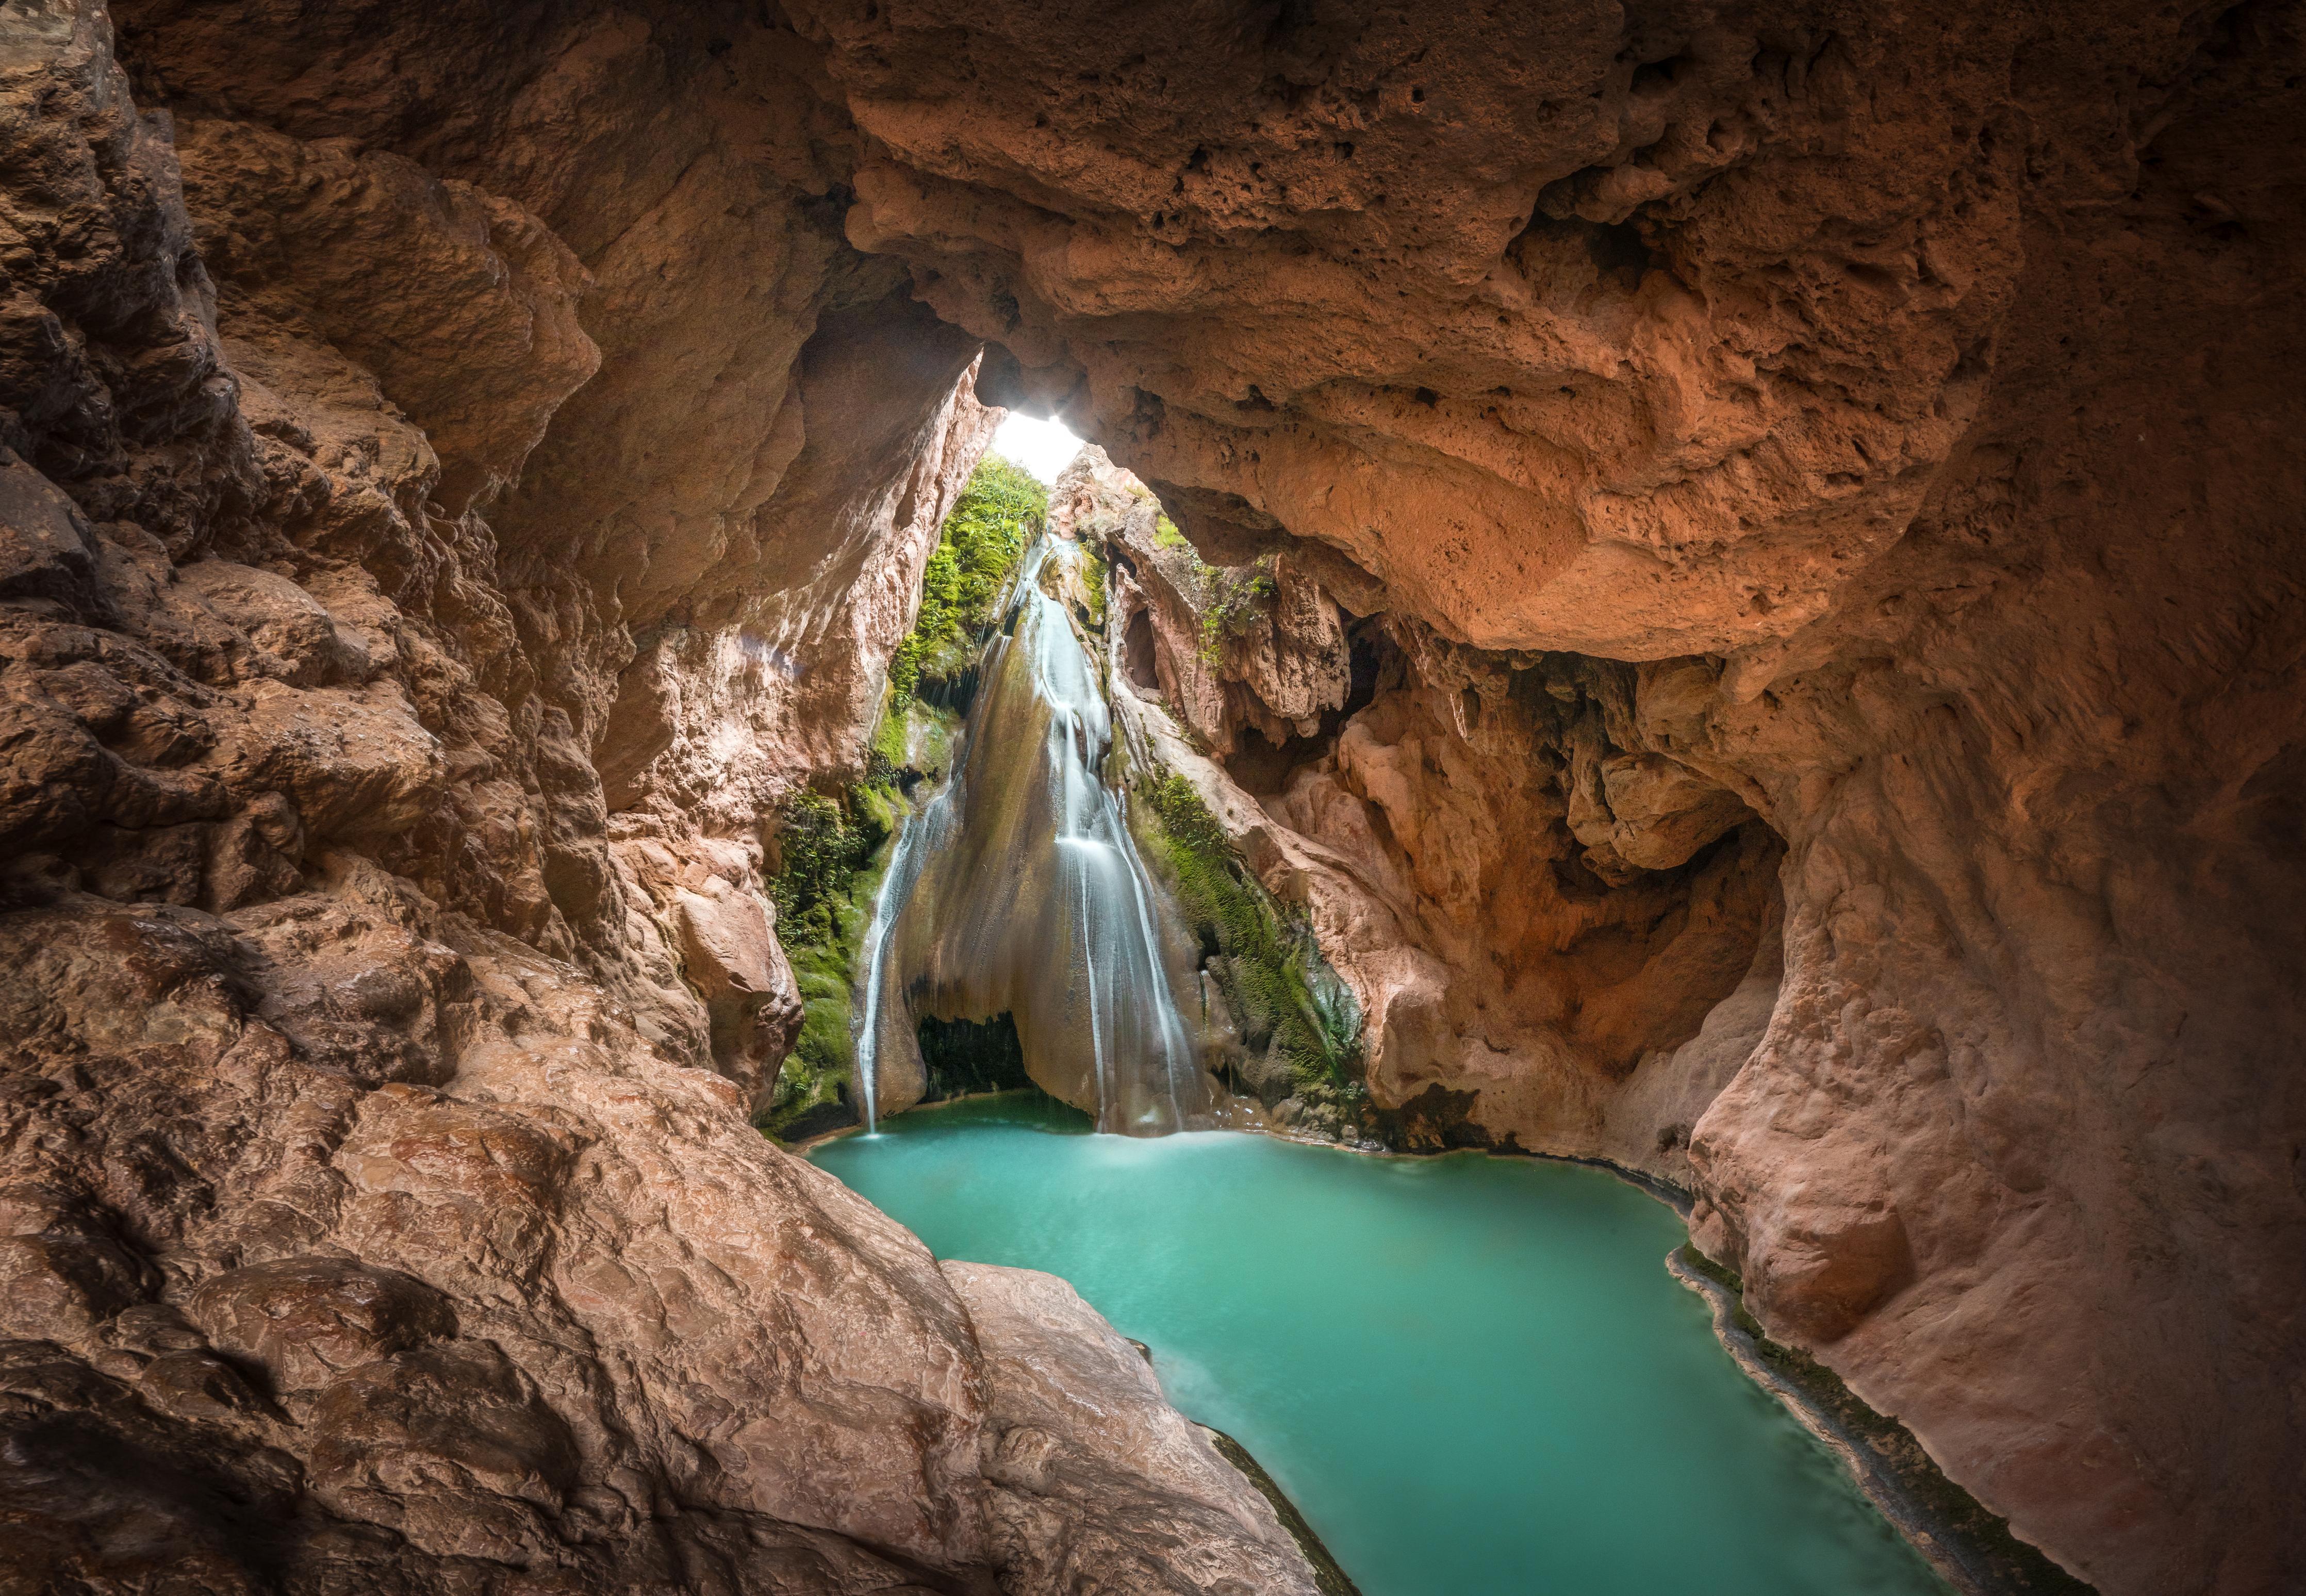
left=1668, top=1248, right=2097, bottom=1596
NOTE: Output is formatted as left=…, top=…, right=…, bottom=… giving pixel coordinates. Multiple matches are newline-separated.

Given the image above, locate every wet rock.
left=946, top=1260, right=1322, bottom=1595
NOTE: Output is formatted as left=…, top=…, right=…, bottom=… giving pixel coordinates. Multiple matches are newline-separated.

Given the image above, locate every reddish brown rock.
left=0, top=3, right=1320, bottom=1590
left=818, top=9, right=2304, bottom=1591
left=946, top=1260, right=1323, bottom=1594
left=0, top=0, right=2297, bottom=1592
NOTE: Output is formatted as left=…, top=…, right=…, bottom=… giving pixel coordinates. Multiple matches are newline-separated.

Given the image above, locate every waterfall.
left=854, top=536, right=1216, bottom=1134
left=852, top=796, right=939, bottom=1134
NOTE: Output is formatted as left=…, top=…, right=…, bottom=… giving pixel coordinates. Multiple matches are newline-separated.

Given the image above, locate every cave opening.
left=917, top=1011, right=1036, bottom=1100
left=11, top=5, right=2282, bottom=1592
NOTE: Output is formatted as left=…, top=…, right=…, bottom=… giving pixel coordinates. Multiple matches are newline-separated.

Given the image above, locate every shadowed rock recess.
left=0, top=0, right=2296, bottom=1592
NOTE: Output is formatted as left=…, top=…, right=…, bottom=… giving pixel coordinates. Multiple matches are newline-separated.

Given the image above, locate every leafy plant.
left=1196, top=555, right=1277, bottom=667
left=889, top=453, right=1045, bottom=701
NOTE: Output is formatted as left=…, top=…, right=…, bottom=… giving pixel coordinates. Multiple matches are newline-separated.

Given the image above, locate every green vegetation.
left=1077, top=539, right=1109, bottom=630
left=767, top=788, right=887, bottom=950
left=888, top=453, right=1045, bottom=702
left=1196, top=555, right=1277, bottom=667
left=762, top=692, right=934, bottom=1141
left=760, top=779, right=893, bottom=1141
left=868, top=699, right=910, bottom=774
left=763, top=456, right=1042, bottom=1141
left=1136, top=771, right=1362, bottom=1097
left=1201, top=1427, right=1364, bottom=1596
left=1139, top=509, right=1275, bottom=668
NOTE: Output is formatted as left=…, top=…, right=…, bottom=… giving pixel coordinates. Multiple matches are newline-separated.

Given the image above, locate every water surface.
left=814, top=1096, right=1948, bottom=1596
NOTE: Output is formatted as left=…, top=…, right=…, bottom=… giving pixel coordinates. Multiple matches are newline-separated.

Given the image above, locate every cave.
left=1123, top=604, right=1161, bottom=691
left=916, top=1011, right=1034, bottom=1100
left=0, top=3, right=2299, bottom=1594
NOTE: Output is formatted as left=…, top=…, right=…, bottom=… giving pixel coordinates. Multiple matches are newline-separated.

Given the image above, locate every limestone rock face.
left=1, top=1, right=2300, bottom=1593
left=944, top=1261, right=1323, bottom=1595
left=0, top=3, right=1318, bottom=1590
left=813, top=9, right=2306, bottom=1593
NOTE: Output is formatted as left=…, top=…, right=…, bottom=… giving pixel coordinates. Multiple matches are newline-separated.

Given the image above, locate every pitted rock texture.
left=826, top=9, right=2304, bottom=1593
left=0, top=4, right=1317, bottom=1592
left=1082, top=443, right=1783, bottom=1159
left=1, top=1, right=2300, bottom=1594
left=0, top=882, right=1309, bottom=1590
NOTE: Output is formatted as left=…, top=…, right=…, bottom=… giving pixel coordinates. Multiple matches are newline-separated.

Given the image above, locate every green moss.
left=1195, top=555, right=1277, bottom=667
left=1077, top=540, right=1109, bottom=630
left=1135, top=772, right=1362, bottom=1100
left=890, top=453, right=1044, bottom=702
left=868, top=693, right=910, bottom=772
left=761, top=775, right=899, bottom=1141
left=1201, top=1427, right=1364, bottom=1595
left=766, top=789, right=886, bottom=950
left=1154, top=512, right=1189, bottom=549
left=764, top=457, right=1038, bottom=1141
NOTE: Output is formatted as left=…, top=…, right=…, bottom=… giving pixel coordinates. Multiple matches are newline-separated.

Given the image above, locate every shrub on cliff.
left=890, top=453, right=1045, bottom=700
left=1196, top=556, right=1277, bottom=667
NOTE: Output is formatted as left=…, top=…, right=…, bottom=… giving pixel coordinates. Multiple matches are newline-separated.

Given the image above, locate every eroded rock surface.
left=2, top=1, right=2300, bottom=1592
left=814, top=8, right=2304, bottom=1591
left=945, top=1262, right=1322, bottom=1595
left=0, top=3, right=1318, bottom=1590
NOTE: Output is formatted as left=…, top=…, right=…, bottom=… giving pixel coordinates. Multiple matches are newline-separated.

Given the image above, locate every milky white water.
left=859, top=538, right=1214, bottom=1131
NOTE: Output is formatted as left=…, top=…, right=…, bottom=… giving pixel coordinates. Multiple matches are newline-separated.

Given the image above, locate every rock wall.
left=1080, top=443, right=1783, bottom=1159
left=0, top=3, right=1320, bottom=1590
left=2, top=0, right=2299, bottom=1592
left=806, top=7, right=2306, bottom=1593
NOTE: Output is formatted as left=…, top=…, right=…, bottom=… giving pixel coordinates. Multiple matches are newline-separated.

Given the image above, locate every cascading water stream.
left=854, top=535, right=1215, bottom=1134
left=852, top=796, right=938, bottom=1134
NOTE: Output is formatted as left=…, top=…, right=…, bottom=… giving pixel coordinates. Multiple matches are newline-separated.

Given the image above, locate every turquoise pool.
left=813, top=1095, right=1947, bottom=1596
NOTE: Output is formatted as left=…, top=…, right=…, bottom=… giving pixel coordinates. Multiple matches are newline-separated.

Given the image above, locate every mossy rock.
left=888, top=453, right=1044, bottom=702
left=1131, top=770, right=1362, bottom=1112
